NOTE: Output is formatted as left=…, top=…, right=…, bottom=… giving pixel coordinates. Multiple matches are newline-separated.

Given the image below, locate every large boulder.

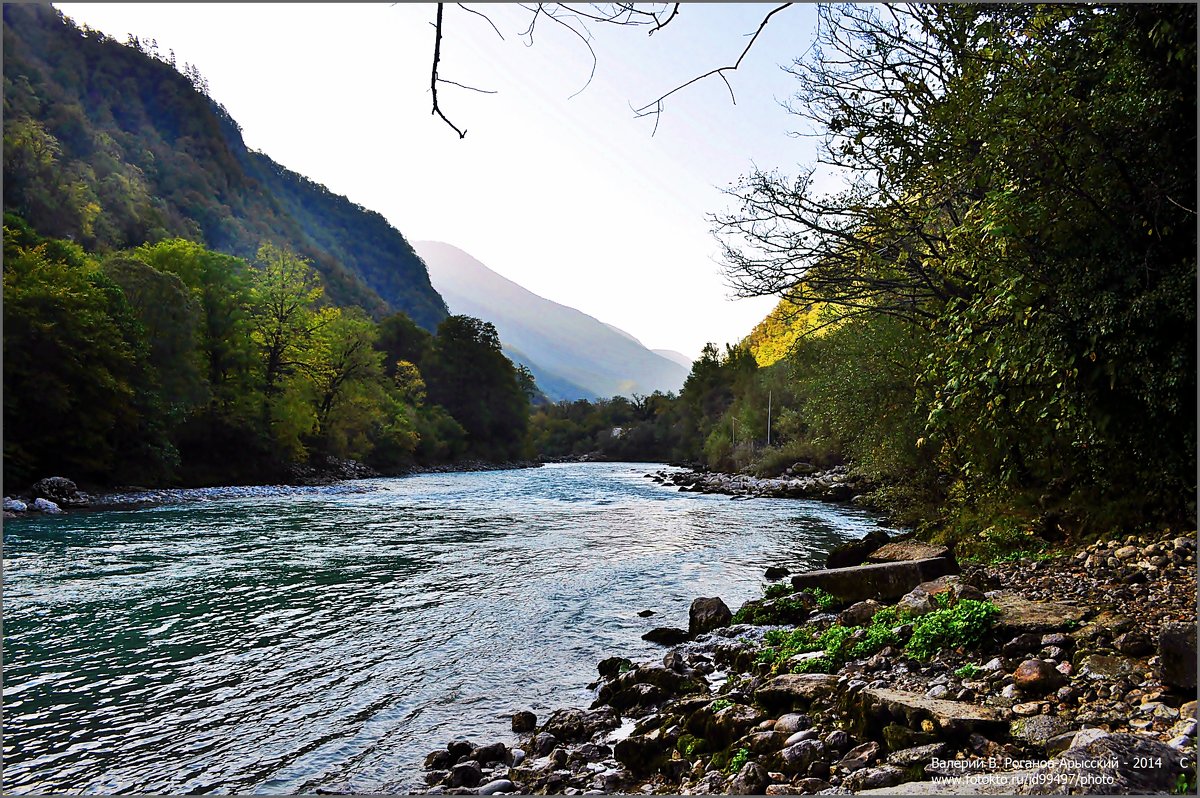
left=539, top=707, right=619, bottom=743
left=790, top=558, right=956, bottom=602
left=728, top=761, right=769, bottom=795
left=989, top=593, right=1089, bottom=635
left=643, top=627, right=689, bottom=645
left=689, top=597, right=732, bottom=637
left=31, top=498, right=62, bottom=514
left=852, top=688, right=1006, bottom=737
left=1017, top=733, right=1185, bottom=794
left=867, top=540, right=950, bottom=563
left=29, top=476, right=90, bottom=507
left=825, top=530, right=891, bottom=569
left=1158, top=621, right=1197, bottom=691
left=755, top=674, right=840, bottom=711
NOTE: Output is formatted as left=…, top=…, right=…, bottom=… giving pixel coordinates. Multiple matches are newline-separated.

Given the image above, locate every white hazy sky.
left=54, top=3, right=824, bottom=360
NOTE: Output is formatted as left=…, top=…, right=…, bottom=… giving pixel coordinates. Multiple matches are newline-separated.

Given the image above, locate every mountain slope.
left=415, top=241, right=689, bottom=401
left=2, top=4, right=447, bottom=329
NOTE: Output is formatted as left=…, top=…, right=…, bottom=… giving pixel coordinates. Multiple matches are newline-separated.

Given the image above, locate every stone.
left=881, top=723, right=936, bottom=751
left=1018, top=733, right=1185, bottom=794
left=31, top=497, right=62, bottom=514
left=477, top=779, right=516, bottom=796
left=1076, top=654, right=1138, bottom=681
left=990, top=593, right=1088, bottom=635
left=839, top=599, right=883, bottom=627
left=755, top=674, right=840, bottom=711
left=843, top=764, right=905, bottom=791
left=1010, top=715, right=1072, bottom=747
left=471, top=742, right=507, bottom=764
left=1113, top=545, right=1139, bottom=560
left=774, top=713, right=811, bottom=735
left=425, top=750, right=454, bottom=770
left=1012, top=701, right=1043, bottom=717
left=867, top=541, right=951, bottom=563
left=1112, top=631, right=1153, bottom=656
left=642, top=627, right=689, bottom=645
left=689, top=597, right=733, bottom=637
left=598, top=656, right=633, bottom=679
left=1158, top=621, right=1197, bottom=691
left=1002, top=633, right=1044, bottom=656
left=540, top=707, right=619, bottom=743
left=783, top=729, right=817, bottom=746
left=790, top=558, right=957, bottom=602
left=448, top=761, right=483, bottom=788
left=823, top=730, right=852, bottom=751
left=1012, top=659, right=1064, bottom=695
left=779, top=739, right=824, bottom=773
left=765, top=566, right=791, bottom=580
left=613, top=735, right=665, bottom=774
left=446, top=740, right=474, bottom=761
left=728, top=761, right=769, bottom=795
left=531, top=733, right=557, bottom=756
left=837, top=741, right=879, bottom=772
left=637, top=609, right=656, bottom=617
left=701, top=704, right=765, bottom=749
left=898, top=586, right=939, bottom=617
left=855, top=688, right=1007, bottom=736
left=511, top=711, right=537, bottom=733
left=3, top=497, right=27, bottom=512
left=825, top=530, right=891, bottom=569
left=29, top=476, right=89, bottom=507
left=887, top=742, right=949, bottom=767
left=608, top=682, right=668, bottom=713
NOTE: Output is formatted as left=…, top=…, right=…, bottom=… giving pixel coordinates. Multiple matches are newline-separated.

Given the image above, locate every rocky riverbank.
left=419, top=528, right=1197, bottom=795
left=646, top=466, right=874, bottom=504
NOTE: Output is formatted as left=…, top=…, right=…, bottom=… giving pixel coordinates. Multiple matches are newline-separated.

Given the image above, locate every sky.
left=54, top=3, right=825, bottom=361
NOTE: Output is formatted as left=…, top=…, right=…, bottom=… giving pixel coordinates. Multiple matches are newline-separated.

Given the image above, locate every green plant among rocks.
left=954, top=662, right=983, bottom=679
left=763, top=582, right=793, bottom=599
left=804, top=587, right=840, bottom=610
left=726, top=747, right=749, bottom=774
left=755, top=597, right=999, bottom=673
left=905, top=598, right=1000, bottom=659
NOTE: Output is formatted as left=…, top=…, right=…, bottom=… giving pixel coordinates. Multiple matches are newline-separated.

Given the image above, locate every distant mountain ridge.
left=414, top=241, right=689, bottom=402
left=2, top=4, right=448, bottom=329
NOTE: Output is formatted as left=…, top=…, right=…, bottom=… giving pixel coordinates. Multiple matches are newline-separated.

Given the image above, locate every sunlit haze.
left=54, top=3, right=823, bottom=361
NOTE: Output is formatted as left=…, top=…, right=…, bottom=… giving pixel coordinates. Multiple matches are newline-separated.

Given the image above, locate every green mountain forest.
left=4, top=3, right=1195, bottom=553
left=3, top=5, right=529, bottom=486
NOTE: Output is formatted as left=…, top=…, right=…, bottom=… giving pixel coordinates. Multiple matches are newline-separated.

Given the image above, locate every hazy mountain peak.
left=414, top=241, right=688, bottom=401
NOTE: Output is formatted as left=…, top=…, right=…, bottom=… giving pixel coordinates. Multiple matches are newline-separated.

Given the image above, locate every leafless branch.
left=633, top=3, right=793, bottom=130
left=438, top=78, right=498, bottom=94
left=456, top=3, right=505, bottom=40
left=649, top=3, right=680, bottom=35
left=430, top=4, right=467, bottom=138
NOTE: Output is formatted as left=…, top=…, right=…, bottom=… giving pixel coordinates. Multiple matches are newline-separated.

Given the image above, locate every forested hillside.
left=2, top=4, right=447, bottom=329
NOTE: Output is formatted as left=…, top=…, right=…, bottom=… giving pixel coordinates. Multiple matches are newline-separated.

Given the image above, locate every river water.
left=2, top=462, right=895, bottom=794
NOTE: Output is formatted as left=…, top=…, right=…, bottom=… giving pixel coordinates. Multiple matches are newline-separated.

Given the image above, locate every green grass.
left=906, top=599, right=1000, bottom=659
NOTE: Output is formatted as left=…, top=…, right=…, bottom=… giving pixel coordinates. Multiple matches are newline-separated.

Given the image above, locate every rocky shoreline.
left=647, top=466, right=874, bottom=505
left=419, top=527, right=1197, bottom=795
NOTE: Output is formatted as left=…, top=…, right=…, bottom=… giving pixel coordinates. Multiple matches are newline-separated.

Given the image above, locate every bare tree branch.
left=456, top=3, right=505, bottom=40
left=430, top=3, right=467, bottom=138
left=633, top=3, right=793, bottom=129
left=649, top=3, right=680, bottom=35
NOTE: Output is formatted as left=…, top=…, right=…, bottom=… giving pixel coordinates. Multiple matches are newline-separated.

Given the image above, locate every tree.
left=426, top=314, right=530, bottom=460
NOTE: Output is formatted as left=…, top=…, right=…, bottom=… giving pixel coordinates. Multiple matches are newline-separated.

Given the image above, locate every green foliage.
left=762, top=583, right=793, bottom=600
left=803, top=588, right=840, bottom=611
left=905, top=600, right=1000, bottom=661
left=726, top=747, right=749, bottom=774
left=954, top=663, right=983, bottom=679
left=709, top=699, right=733, bottom=713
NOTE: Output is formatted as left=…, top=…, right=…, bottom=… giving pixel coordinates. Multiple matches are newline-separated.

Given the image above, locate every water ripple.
left=2, top=462, right=896, bottom=794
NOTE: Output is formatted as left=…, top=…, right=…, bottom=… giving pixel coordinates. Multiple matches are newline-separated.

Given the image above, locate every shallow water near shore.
left=2, top=462, right=896, bottom=794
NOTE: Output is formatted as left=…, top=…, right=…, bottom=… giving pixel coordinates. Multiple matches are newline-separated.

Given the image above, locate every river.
left=1, top=462, right=896, bottom=794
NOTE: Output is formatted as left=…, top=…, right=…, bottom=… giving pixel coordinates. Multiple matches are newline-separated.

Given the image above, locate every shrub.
left=727, top=747, right=750, bottom=773
left=763, top=582, right=793, bottom=599
left=905, top=599, right=1000, bottom=660
left=954, top=663, right=983, bottom=679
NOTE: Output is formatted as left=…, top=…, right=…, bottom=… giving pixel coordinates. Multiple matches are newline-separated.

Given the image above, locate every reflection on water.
left=2, top=462, right=895, bottom=794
